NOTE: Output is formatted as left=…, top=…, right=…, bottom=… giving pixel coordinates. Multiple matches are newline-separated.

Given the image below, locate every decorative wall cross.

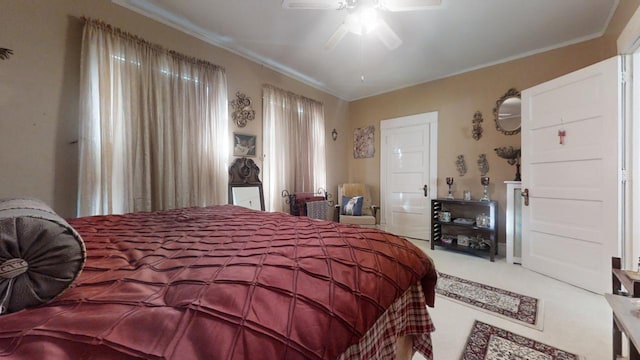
left=558, top=118, right=566, bottom=145
left=558, top=129, right=566, bottom=145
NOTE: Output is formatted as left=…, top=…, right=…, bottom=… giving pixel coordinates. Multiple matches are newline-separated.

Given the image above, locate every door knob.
left=521, top=188, right=529, bottom=206
left=423, top=184, right=428, bottom=197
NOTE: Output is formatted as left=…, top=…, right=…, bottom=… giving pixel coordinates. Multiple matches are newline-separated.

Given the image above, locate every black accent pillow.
left=0, top=198, right=86, bottom=315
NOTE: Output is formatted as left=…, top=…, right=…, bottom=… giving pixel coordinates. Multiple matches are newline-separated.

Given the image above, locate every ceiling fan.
left=282, top=0, right=442, bottom=51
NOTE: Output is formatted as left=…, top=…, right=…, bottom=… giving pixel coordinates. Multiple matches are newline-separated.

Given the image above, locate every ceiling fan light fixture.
left=284, top=0, right=426, bottom=51
left=344, top=13, right=362, bottom=35
left=360, top=7, right=380, bottom=33
left=345, top=7, right=380, bottom=35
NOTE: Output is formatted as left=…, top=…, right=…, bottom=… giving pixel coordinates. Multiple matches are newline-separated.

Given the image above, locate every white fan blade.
left=378, top=0, right=442, bottom=12
left=374, top=19, right=402, bottom=50
left=282, top=0, right=345, bottom=10
left=324, top=23, right=349, bottom=51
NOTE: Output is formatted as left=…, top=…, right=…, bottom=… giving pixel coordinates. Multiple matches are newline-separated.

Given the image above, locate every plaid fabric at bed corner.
left=337, top=283, right=435, bottom=360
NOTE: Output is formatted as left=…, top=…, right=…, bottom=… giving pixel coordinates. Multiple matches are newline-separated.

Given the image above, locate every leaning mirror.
left=231, top=186, right=263, bottom=210
left=228, top=157, right=265, bottom=211
left=493, top=88, right=521, bottom=135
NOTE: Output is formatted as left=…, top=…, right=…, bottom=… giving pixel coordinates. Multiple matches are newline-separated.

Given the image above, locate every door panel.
left=391, top=172, right=425, bottom=191
left=530, top=197, right=601, bottom=241
left=390, top=152, right=424, bottom=172
left=529, top=117, right=606, bottom=162
left=380, top=112, right=438, bottom=240
left=387, top=127, right=429, bottom=237
left=528, top=75, right=603, bottom=125
left=530, top=159, right=604, bottom=201
left=521, top=56, right=620, bottom=294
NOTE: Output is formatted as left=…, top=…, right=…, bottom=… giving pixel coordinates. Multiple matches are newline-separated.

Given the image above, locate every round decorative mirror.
left=493, top=88, right=521, bottom=135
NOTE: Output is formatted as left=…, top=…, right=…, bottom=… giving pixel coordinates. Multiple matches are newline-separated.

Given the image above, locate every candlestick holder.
left=480, top=176, right=490, bottom=202
left=446, top=177, right=454, bottom=199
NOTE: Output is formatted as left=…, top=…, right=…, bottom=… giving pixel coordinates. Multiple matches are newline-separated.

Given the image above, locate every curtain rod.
left=262, top=84, right=323, bottom=106
left=81, top=17, right=225, bottom=72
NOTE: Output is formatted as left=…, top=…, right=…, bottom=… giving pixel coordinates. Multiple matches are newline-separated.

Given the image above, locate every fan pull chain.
left=359, top=35, right=365, bottom=82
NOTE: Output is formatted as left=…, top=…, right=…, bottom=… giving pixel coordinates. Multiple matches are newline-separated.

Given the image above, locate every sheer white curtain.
left=263, top=85, right=326, bottom=212
left=78, top=19, right=228, bottom=216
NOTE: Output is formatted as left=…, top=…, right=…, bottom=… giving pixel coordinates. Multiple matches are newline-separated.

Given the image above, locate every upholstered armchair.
left=335, top=183, right=379, bottom=227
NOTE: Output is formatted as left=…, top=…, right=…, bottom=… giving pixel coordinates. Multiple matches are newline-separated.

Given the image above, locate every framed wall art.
left=233, top=133, right=257, bottom=157
left=353, top=125, right=374, bottom=159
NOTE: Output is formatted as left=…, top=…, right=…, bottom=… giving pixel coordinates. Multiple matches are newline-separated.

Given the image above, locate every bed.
left=0, top=200, right=436, bottom=359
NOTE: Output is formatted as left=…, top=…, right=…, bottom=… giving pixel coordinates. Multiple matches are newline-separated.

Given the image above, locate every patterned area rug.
left=462, top=321, right=580, bottom=360
left=436, top=273, right=543, bottom=330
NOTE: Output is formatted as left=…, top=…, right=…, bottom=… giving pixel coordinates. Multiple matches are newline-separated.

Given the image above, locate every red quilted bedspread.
left=0, top=205, right=436, bottom=359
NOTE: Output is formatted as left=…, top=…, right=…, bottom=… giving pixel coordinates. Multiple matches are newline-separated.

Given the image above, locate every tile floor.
left=408, top=239, right=612, bottom=360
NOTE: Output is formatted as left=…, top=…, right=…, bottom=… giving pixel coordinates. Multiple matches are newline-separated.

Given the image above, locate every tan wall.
left=0, top=0, right=350, bottom=217
left=348, top=0, right=640, bottom=245
left=2, top=0, right=638, bottom=225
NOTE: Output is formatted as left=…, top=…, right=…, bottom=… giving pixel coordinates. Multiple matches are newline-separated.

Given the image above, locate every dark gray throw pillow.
left=0, top=198, right=86, bottom=315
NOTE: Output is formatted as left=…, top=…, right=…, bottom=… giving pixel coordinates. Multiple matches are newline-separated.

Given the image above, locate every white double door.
left=521, top=56, right=624, bottom=294
left=380, top=112, right=438, bottom=240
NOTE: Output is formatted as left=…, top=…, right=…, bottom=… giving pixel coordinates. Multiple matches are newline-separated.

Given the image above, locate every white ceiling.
left=115, top=0, right=619, bottom=101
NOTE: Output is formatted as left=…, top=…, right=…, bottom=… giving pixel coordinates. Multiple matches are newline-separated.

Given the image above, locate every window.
left=77, top=19, right=229, bottom=216
left=262, top=85, right=326, bottom=212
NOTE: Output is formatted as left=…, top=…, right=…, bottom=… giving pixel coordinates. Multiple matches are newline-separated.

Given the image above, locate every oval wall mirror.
left=493, top=88, right=521, bottom=135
